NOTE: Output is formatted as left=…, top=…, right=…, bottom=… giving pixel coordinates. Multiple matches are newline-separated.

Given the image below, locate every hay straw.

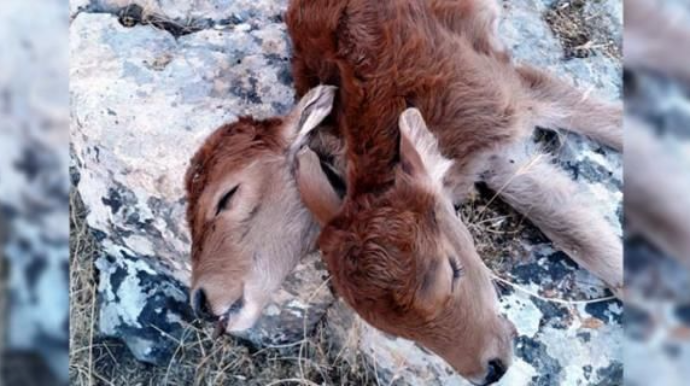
left=490, top=272, right=617, bottom=305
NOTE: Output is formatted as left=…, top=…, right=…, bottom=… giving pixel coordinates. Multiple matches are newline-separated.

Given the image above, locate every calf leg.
left=482, top=141, right=623, bottom=297
left=517, top=65, right=623, bottom=151
left=430, top=2, right=622, bottom=150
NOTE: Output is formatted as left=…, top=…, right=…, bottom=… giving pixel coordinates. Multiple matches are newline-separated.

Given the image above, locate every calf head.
left=185, top=85, right=336, bottom=333
left=297, top=109, right=515, bottom=385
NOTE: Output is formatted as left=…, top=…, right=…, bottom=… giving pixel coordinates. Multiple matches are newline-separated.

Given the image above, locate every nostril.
left=485, top=359, right=507, bottom=385
left=193, top=289, right=216, bottom=322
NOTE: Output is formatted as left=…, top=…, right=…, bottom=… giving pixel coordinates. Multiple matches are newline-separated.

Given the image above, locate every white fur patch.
left=291, top=85, right=337, bottom=151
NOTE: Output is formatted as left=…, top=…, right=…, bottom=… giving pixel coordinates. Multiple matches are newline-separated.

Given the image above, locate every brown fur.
left=186, top=116, right=285, bottom=239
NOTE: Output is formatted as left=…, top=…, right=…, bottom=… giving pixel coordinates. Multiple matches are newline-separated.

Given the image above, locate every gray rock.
left=94, top=248, right=331, bottom=366
left=88, top=0, right=287, bottom=22
left=501, top=0, right=562, bottom=69
left=584, top=0, right=622, bottom=43
left=71, top=0, right=92, bottom=19
left=70, top=0, right=623, bottom=384
left=95, top=251, right=192, bottom=365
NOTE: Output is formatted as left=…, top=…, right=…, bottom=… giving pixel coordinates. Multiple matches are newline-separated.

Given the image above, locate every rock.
left=70, top=0, right=92, bottom=20
left=584, top=0, right=622, bottom=43
left=95, top=251, right=192, bottom=365
left=500, top=0, right=562, bottom=69
left=94, top=248, right=331, bottom=366
left=89, top=0, right=288, bottom=23
left=70, top=0, right=623, bottom=384
left=327, top=289, right=623, bottom=386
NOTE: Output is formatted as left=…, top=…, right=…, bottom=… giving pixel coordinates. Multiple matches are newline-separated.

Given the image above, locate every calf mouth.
left=210, top=297, right=245, bottom=339
left=212, top=316, right=228, bottom=339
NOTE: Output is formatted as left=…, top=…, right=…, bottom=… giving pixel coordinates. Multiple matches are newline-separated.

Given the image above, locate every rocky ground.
left=69, top=0, right=624, bottom=385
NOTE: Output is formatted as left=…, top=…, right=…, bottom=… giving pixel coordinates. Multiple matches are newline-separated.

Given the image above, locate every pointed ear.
left=295, top=147, right=344, bottom=226
left=398, top=108, right=453, bottom=185
left=285, top=85, right=337, bottom=148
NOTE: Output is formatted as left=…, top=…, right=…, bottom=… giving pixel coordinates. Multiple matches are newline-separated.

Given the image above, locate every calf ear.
left=398, top=108, right=453, bottom=185
left=295, top=147, right=344, bottom=226
left=285, top=85, right=337, bottom=147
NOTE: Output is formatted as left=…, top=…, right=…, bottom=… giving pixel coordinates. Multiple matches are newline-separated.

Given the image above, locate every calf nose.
left=192, top=288, right=216, bottom=322
left=483, top=359, right=507, bottom=385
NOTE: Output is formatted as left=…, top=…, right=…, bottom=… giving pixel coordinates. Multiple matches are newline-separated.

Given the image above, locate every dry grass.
left=72, top=315, right=374, bottom=386
left=459, top=184, right=541, bottom=275
left=545, top=0, right=622, bottom=60
left=68, top=189, right=374, bottom=385
left=69, top=189, right=101, bottom=386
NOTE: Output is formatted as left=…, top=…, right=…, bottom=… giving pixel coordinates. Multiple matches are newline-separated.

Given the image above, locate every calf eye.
left=216, top=186, right=239, bottom=215
left=449, top=258, right=464, bottom=281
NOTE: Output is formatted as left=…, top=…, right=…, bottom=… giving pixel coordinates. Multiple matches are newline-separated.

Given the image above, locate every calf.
left=287, top=0, right=621, bottom=383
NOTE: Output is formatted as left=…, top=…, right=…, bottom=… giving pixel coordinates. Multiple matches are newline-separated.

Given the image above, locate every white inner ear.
left=399, top=108, right=453, bottom=185
left=291, top=85, right=337, bottom=151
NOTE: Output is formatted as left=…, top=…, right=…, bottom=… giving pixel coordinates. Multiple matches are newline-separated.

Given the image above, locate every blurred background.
left=0, top=0, right=689, bottom=385
left=1, top=0, right=69, bottom=385
left=624, top=0, right=690, bottom=385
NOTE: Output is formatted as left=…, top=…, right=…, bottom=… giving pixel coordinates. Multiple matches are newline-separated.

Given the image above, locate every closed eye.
left=449, top=258, right=464, bottom=281
left=216, top=186, right=239, bottom=215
